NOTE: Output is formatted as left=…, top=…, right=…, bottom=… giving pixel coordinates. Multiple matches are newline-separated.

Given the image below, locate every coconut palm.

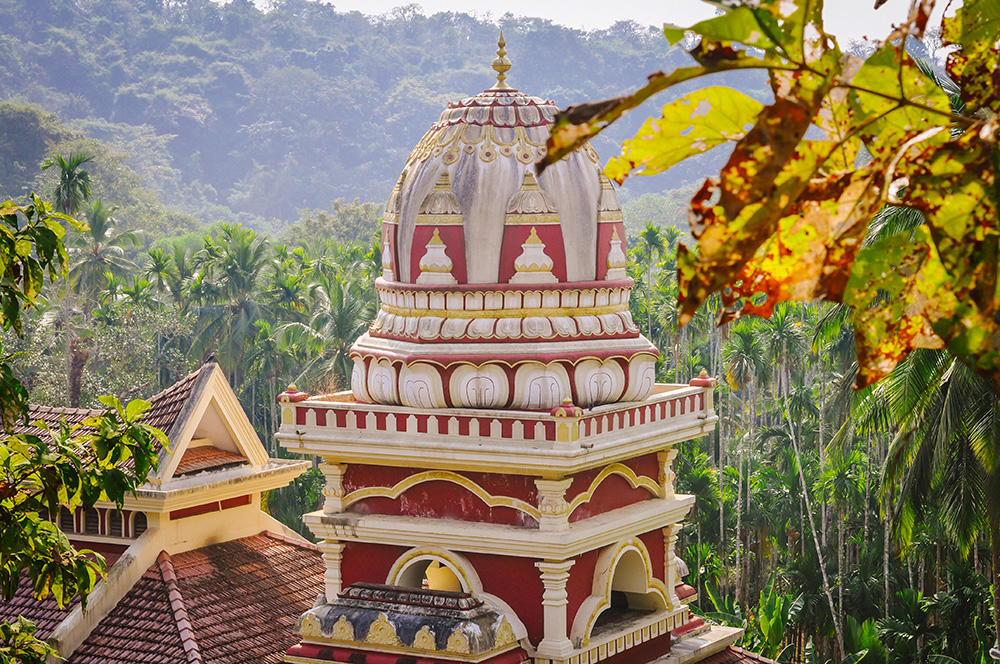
left=69, top=200, right=139, bottom=307
left=633, top=221, right=668, bottom=338
left=41, top=151, right=94, bottom=217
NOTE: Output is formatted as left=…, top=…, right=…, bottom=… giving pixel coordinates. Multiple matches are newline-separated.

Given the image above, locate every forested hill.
left=0, top=0, right=766, bottom=231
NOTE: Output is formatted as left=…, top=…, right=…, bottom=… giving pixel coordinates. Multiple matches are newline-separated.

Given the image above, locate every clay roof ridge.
left=153, top=363, right=216, bottom=445
left=262, top=529, right=321, bottom=552
left=156, top=551, right=204, bottom=664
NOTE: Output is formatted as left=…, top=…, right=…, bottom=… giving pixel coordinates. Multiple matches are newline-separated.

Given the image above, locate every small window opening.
left=133, top=512, right=148, bottom=537
left=60, top=507, right=75, bottom=532
left=108, top=511, right=123, bottom=537
left=84, top=508, right=100, bottom=534
left=592, top=550, right=663, bottom=637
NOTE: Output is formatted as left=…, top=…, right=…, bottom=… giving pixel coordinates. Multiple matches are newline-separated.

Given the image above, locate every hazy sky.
left=329, top=0, right=947, bottom=45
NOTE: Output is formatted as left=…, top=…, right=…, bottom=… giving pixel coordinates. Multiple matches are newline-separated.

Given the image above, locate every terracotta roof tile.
left=0, top=572, right=80, bottom=640
left=67, top=532, right=322, bottom=664
left=68, top=566, right=187, bottom=664
left=13, top=365, right=213, bottom=470
left=699, top=646, right=779, bottom=664
left=174, top=446, right=248, bottom=476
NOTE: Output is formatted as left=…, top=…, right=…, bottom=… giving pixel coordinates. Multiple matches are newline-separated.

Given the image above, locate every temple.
left=277, top=34, right=749, bottom=664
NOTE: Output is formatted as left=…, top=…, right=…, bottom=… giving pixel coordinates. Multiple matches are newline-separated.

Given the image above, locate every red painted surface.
left=409, top=224, right=467, bottom=284
left=352, top=488, right=536, bottom=527
left=463, top=552, right=545, bottom=646
left=340, top=542, right=409, bottom=589
left=639, top=528, right=666, bottom=583
left=595, top=221, right=626, bottom=281
left=285, top=642, right=530, bottom=664
left=565, top=549, right=600, bottom=630
left=673, top=615, right=703, bottom=636
left=169, top=501, right=219, bottom=520
left=220, top=494, right=251, bottom=510
left=497, top=223, right=567, bottom=283
left=566, top=454, right=659, bottom=522
left=344, top=466, right=538, bottom=502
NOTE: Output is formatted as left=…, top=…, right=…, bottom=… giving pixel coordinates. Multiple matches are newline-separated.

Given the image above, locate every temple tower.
left=279, top=35, right=738, bottom=664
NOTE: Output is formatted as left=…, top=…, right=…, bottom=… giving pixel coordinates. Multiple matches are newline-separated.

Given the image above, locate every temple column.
left=535, top=559, right=576, bottom=658
left=658, top=448, right=678, bottom=498
left=319, top=460, right=347, bottom=514
left=663, top=524, right=682, bottom=608
left=535, top=478, right=573, bottom=532
left=319, top=540, right=346, bottom=602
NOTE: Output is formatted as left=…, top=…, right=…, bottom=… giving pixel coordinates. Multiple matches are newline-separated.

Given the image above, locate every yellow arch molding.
left=343, top=470, right=542, bottom=521
left=571, top=537, right=669, bottom=647
left=567, top=463, right=661, bottom=516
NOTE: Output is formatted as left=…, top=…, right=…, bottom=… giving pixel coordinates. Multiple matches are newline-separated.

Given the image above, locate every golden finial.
left=491, top=30, right=512, bottom=90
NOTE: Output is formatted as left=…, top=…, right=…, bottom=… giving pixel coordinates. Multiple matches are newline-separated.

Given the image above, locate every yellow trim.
left=567, top=464, right=661, bottom=515
left=579, top=539, right=669, bottom=647
left=386, top=547, right=481, bottom=593
left=380, top=302, right=628, bottom=319
left=344, top=471, right=541, bottom=521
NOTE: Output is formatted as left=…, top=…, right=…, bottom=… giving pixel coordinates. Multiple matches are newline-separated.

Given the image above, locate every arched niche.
left=571, top=538, right=668, bottom=648
left=386, top=546, right=530, bottom=643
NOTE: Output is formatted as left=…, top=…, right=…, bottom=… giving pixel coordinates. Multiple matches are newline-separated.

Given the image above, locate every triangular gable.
left=153, top=364, right=269, bottom=484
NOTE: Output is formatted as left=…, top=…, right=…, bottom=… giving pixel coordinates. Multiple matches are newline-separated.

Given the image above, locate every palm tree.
left=69, top=200, right=139, bottom=307
left=633, top=221, right=667, bottom=338
left=42, top=152, right=94, bottom=217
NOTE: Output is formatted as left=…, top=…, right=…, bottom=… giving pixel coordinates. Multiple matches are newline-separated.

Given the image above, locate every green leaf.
left=665, top=6, right=778, bottom=50
left=942, top=0, right=1000, bottom=113
left=606, top=87, right=763, bottom=183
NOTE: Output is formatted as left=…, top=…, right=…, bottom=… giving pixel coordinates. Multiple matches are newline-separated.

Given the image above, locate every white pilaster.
left=535, top=559, right=576, bottom=658
left=663, top=524, right=682, bottom=608
left=319, top=461, right=347, bottom=514
left=535, top=478, right=573, bottom=532
left=658, top=448, right=678, bottom=498
left=319, top=539, right=346, bottom=603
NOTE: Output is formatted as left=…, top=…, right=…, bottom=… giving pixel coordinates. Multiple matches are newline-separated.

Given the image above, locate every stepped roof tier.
left=357, top=33, right=655, bottom=411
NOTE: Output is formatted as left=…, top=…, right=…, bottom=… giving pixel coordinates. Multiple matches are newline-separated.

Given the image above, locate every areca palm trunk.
left=992, top=518, right=1000, bottom=653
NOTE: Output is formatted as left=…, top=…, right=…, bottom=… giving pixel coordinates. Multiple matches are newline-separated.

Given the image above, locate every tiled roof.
left=12, top=365, right=213, bottom=467
left=0, top=572, right=80, bottom=640
left=699, top=646, right=779, bottom=664
left=68, top=532, right=323, bottom=664
left=174, top=446, right=248, bottom=476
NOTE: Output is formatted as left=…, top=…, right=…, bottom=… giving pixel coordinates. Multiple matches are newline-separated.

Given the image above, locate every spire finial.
left=491, top=30, right=512, bottom=90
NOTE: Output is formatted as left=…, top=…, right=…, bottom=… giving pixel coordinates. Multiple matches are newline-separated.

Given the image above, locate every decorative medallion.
left=364, top=613, right=402, bottom=646
left=298, top=612, right=323, bottom=638
left=509, top=227, right=557, bottom=284
left=412, top=624, right=437, bottom=650
left=494, top=617, right=517, bottom=647
left=446, top=627, right=471, bottom=654
left=331, top=615, right=355, bottom=641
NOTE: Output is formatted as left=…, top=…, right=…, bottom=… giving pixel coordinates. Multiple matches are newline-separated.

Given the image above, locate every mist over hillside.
left=0, top=0, right=767, bottom=233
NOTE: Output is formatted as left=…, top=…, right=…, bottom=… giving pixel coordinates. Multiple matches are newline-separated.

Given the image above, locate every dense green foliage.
left=0, top=0, right=765, bottom=229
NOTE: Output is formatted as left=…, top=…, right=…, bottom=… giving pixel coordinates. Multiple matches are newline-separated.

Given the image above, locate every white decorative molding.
left=366, top=358, right=398, bottom=404
left=573, top=358, right=626, bottom=406
left=318, top=539, right=346, bottom=602
left=605, top=226, right=628, bottom=280
left=398, top=363, right=446, bottom=409
left=449, top=364, right=510, bottom=409
left=510, top=227, right=558, bottom=284
left=535, top=559, right=576, bottom=659
left=318, top=461, right=347, bottom=514
left=535, top=478, right=573, bottom=532
left=571, top=537, right=669, bottom=647
left=513, top=362, right=570, bottom=410
left=416, top=228, right=459, bottom=285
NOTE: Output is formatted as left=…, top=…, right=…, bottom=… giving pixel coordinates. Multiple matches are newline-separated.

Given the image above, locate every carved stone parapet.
left=535, top=477, right=573, bottom=532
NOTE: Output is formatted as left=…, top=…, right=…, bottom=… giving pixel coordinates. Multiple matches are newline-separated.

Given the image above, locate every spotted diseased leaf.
left=942, top=0, right=1000, bottom=113
left=845, top=228, right=945, bottom=385
left=605, top=87, right=763, bottom=183
left=848, top=44, right=952, bottom=161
